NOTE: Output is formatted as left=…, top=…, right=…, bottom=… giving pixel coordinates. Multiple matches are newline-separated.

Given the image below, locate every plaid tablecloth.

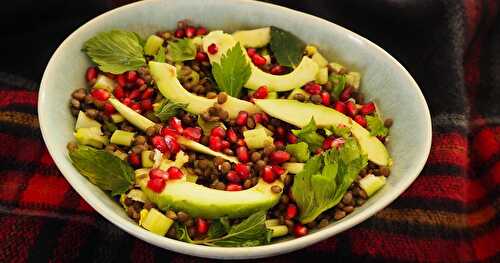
left=0, top=0, right=498, bottom=262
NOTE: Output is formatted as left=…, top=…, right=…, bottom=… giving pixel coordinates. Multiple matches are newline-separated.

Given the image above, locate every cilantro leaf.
left=366, top=115, right=389, bottom=137
left=82, top=30, right=146, bottom=74
left=154, top=45, right=166, bottom=63
left=292, top=118, right=325, bottom=151
left=270, top=26, right=306, bottom=67
left=211, top=42, right=251, bottom=97
left=330, top=74, right=346, bottom=99
left=154, top=100, right=188, bottom=122
left=167, top=38, right=196, bottom=62
left=69, top=145, right=134, bottom=196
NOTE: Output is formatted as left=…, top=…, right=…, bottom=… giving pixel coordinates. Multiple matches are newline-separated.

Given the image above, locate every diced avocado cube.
left=113, top=150, right=128, bottom=160
left=255, top=123, right=273, bottom=136
left=345, top=72, right=361, bottom=90
left=267, top=92, right=278, bottom=99
left=268, top=225, right=288, bottom=238
left=312, top=52, right=328, bottom=68
left=110, top=114, right=125, bottom=123
left=144, top=35, right=165, bottom=56
left=316, top=67, right=328, bottom=85
left=93, top=74, right=116, bottom=92
left=287, top=88, right=310, bottom=100
left=244, top=128, right=274, bottom=149
left=282, top=162, right=305, bottom=174
left=110, top=130, right=135, bottom=146
left=140, top=208, right=174, bottom=236
left=328, top=62, right=345, bottom=74
left=75, top=111, right=101, bottom=130
left=359, top=174, right=386, bottom=197
left=127, top=189, right=148, bottom=203
left=74, top=127, right=108, bottom=148
left=285, top=142, right=310, bottom=162
left=141, top=150, right=154, bottom=168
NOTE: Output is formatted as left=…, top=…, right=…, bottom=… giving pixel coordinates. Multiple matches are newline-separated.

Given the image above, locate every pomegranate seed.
left=86, top=67, right=98, bottom=82
left=207, top=43, right=218, bottom=54
left=334, top=101, right=346, bottom=114
left=247, top=48, right=257, bottom=57
left=196, top=26, right=208, bottom=36
left=340, top=86, right=352, bottom=101
left=183, top=127, right=202, bottom=141
left=271, top=165, right=285, bottom=175
left=152, top=136, right=168, bottom=153
left=322, top=136, right=335, bottom=150
left=141, top=88, right=155, bottom=99
left=209, top=135, right=223, bottom=151
left=286, top=204, right=298, bottom=219
left=149, top=168, right=169, bottom=180
left=354, top=115, right=367, bottom=127
left=141, top=99, right=153, bottom=111
left=304, top=83, right=322, bottom=95
left=169, top=117, right=184, bottom=133
left=195, top=51, right=208, bottom=62
left=253, top=86, right=269, bottom=99
left=315, top=148, right=323, bottom=155
left=251, top=54, right=267, bottom=66
left=91, top=89, right=110, bottom=101
left=236, top=146, right=249, bottom=162
left=276, top=127, right=286, bottom=138
left=226, top=128, right=238, bottom=143
left=147, top=178, right=166, bottom=193
left=161, top=127, right=179, bottom=138
left=221, top=140, right=230, bottom=149
left=270, top=150, right=290, bottom=164
left=122, top=97, right=132, bottom=107
left=253, top=113, right=263, bottom=124
left=360, top=102, right=376, bottom=115
left=226, top=171, right=241, bottom=183
left=270, top=65, right=285, bottom=75
left=211, top=126, right=226, bottom=138
left=136, top=78, right=145, bottom=87
left=114, top=86, right=125, bottom=99
left=261, top=113, right=270, bottom=124
left=128, top=152, right=141, bottom=167
left=346, top=101, right=357, bottom=117
left=236, top=139, right=246, bottom=147
left=320, top=91, right=331, bottom=106
left=174, top=28, right=185, bottom=38
left=103, top=102, right=115, bottom=115
left=130, top=103, right=142, bottom=112
left=226, top=183, right=243, bottom=191
left=274, top=140, right=285, bottom=149
left=196, top=218, right=209, bottom=234
left=128, top=89, right=142, bottom=100
left=116, top=74, right=126, bottom=87
left=287, top=133, right=298, bottom=144
left=261, top=166, right=275, bottom=183
left=377, top=136, right=386, bottom=143
left=293, top=224, right=308, bottom=237
left=235, top=111, right=248, bottom=126
left=185, top=26, right=196, bottom=38
left=235, top=163, right=250, bottom=180
left=167, top=166, right=183, bottom=180
left=164, top=135, right=180, bottom=154
left=126, top=71, right=138, bottom=83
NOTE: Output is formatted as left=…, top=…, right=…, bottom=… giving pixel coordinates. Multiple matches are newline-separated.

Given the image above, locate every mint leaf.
left=154, top=100, right=188, bottom=122
left=83, top=30, right=146, bottom=74
left=366, top=115, right=389, bottom=137
left=69, top=145, right=134, bottom=196
left=154, top=45, right=166, bottom=63
left=212, top=42, right=251, bottom=97
left=330, top=74, right=346, bottom=99
left=167, top=38, right=196, bottom=62
left=292, top=118, right=325, bottom=151
left=207, top=217, right=230, bottom=239
left=270, top=26, right=305, bottom=67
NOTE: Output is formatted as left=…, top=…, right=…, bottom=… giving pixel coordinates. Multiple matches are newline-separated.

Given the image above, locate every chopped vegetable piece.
left=74, top=127, right=108, bottom=148
left=75, top=111, right=101, bottom=130
left=144, top=35, right=165, bottom=56
left=140, top=208, right=174, bottom=236
left=141, top=150, right=154, bottom=168
left=359, top=174, right=386, bottom=197
left=268, top=225, right=288, bottom=238
left=282, top=162, right=305, bottom=174
left=110, top=130, right=135, bottom=146
left=285, top=142, right=310, bottom=162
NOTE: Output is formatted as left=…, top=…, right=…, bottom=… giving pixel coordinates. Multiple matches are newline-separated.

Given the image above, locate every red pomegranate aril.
left=246, top=48, right=257, bottom=57
left=287, top=133, right=298, bottom=144
left=195, top=51, right=208, bottom=62
left=276, top=127, right=286, bottom=138
left=128, top=152, right=141, bottom=167
left=161, top=127, right=179, bottom=138
left=377, top=136, right=386, bottom=143
left=185, top=26, right=196, bottom=38
left=91, top=89, right=110, bottom=101
left=235, top=163, right=250, bottom=180
left=103, top=102, right=116, bottom=115
left=226, top=184, right=243, bottom=191
left=174, top=28, right=185, bottom=38
left=207, top=43, right=218, bottom=54
left=126, top=71, right=138, bottom=83
left=122, top=97, right=132, bottom=107
left=211, top=126, right=226, bottom=138
left=236, top=139, right=246, bottom=147
left=136, top=78, right=145, bottom=87
left=261, top=113, right=270, bottom=124
left=116, top=74, right=126, bottom=87
left=354, top=115, right=367, bottom=127
left=221, top=140, right=230, bottom=150
left=270, top=65, right=285, bottom=75
left=196, top=218, right=209, bottom=234
left=346, top=101, right=358, bottom=117
left=261, top=166, right=276, bottom=183
left=274, top=140, right=285, bottom=149
left=304, top=83, right=321, bottom=95
left=164, top=135, right=180, bottom=154
left=270, top=150, right=290, bottom=164
left=141, top=99, right=153, bottom=111
left=169, top=117, right=184, bottom=133
left=293, top=224, right=308, bottom=237
left=253, top=113, right=263, bottom=124
left=196, top=26, right=208, bottom=36
left=114, top=86, right=125, bottom=99
left=322, top=136, right=334, bottom=150
left=226, top=128, right=238, bottom=143
left=236, top=146, right=249, bottom=162
left=286, top=204, right=298, bottom=219
left=251, top=54, right=267, bottom=66
left=149, top=168, right=169, bottom=180
left=235, top=111, right=248, bottom=126
left=271, top=165, right=285, bottom=175
left=315, top=148, right=323, bottom=155
left=209, top=135, right=223, bottom=151
left=130, top=103, right=142, bottom=112
left=86, top=67, right=98, bottom=82
left=152, top=136, right=169, bottom=153
left=339, top=86, right=352, bottom=101
left=253, top=86, right=269, bottom=99
left=141, top=88, right=155, bottom=99
left=360, top=102, right=376, bottom=115
left=334, top=101, right=346, bottom=114
left=226, top=171, right=241, bottom=183
left=183, top=127, right=202, bottom=141
left=128, top=89, right=142, bottom=100
left=147, top=178, right=166, bottom=193
left=320, top=91, right=331, bottom=106
left=167, top=166, right=184, bottom=180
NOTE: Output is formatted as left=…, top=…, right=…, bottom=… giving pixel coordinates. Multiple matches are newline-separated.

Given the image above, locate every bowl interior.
left=39, top=0, right=431, bottom=259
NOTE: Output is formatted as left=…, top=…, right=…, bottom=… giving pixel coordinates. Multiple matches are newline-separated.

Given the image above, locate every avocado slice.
left=148, top=61, right=260, bottom=118
left=202, top=31, right=319, bottom=92
left=138, top=176, right=283, bottom=219
left=232, top=27, right=271, bottom=48
left=108, top=98, right=155, bottom=131
left=254, top=99, right=390, bottom=166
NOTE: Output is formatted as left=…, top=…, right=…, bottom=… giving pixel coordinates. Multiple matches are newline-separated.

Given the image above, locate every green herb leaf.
left=154, top=45, right=166, bottom=63
left=292, top=118, right=325, bottom=151
left=331, top=124, right=351, bottom=139
left=270, top=26, right=306, bottom=67
left=207, top=217, right=230, bottom=239
left=175, top=223, right=193, bottom=243
left=167, top=38, right=196, bottom=62
left=285, top=142, right=310, bottom=162
left=154, top=100, right=188, bottom=122
left=69, top=145, right=134, bottom=196
left=82, top=30, right=146, bottom=74
left=366, top=115, right=389, bottom=137
left=330, top=74, right=346, bottom=99
left=211, top=42, right=251, bottom=97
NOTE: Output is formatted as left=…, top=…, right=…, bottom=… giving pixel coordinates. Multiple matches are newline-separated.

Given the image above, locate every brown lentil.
left=206, top=92, right=217, bottom=99
left=134, top=135, right=147, bottom=145
left=280, top=195, right=289, bottom=205
left=223, top=148, right=234, bottom=155
left=85, top=108, right=98, bottom=119
left=213, top=157, right=224, bottom=167
left=284, top=219, right=294, bottom=228
left=166, top=210, right=178, bottom=220
left=380, top=166, right=391, bottom=177
left=177, top=211, right=190, bottom=223
left=343, top=205, right=355, bottom=213
left=294, top=93, right=306, bottom=102
left=256, top=160, right=267, bottom=169
left=342, top=192, right=353, bottom=205
left=310, top=94, right=322, bottom=104
left=318, top=218, right=329, bottom=228
left=221, top=162, right=232, bottom=173
left=251, top=152, right=262, bottom=162
left=143, top=202, right=155, bottom=210
left=334, top=209, right=346, bottom=220
left=246, top=116, right=256, bottom=129
left=323, top=81, right=333, bottom=92
left=72, top=88, right=86, bottom=100
left=271, top=185, right=282, bottom=193
left=384, top=118, right=394, bottom=128
left=219, top=110, right=229, bottom=121
left=217, top=92, right=228, bottom=104
left=131, top=145, right=146, bottom=154
left=67, top=141, right=78, bottom=151
left=167, top=227, right=177, bottom=238
left=124, top=197, right=134, bottom=206
left=70, top=98, right=81, bottom=109
left=145, top=126, right=156, bottom=137
left=214, top=181, right=226, bottom=190
left=243, top=179, right=253, bottom=189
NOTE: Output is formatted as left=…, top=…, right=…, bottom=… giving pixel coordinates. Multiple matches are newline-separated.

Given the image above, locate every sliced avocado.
left=359, top=174, right=386, bottom=197
left=177, top=136, right=239, bottom=163
left=202, top=31, right=319, bottom=92
left=138, top=177, right=283, bottom=219
left=75, top=111, right=101, bottom=130
left=316, top=67, right=328, bottom=85
left=93, top=74, right=116, bottom=92
left=254, top=99, right=390, bottom=166
left=148, top=61, right=260, bottom=118
left=287, top=88, right=310, bottom=100
left=311, top=52, right=328, bottom=68
left=108, top=98, right=155, bottom=131
left=144, top=35, right=165, bottom=56
left=74, top=127, right=108, bottom=148
left=282, top=162, right=305, bottom=174
left=232, top=27, right=271, bottom=48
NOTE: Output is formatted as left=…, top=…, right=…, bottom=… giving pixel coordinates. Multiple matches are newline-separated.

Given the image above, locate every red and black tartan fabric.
left=1, top=0, right=499, bottom=262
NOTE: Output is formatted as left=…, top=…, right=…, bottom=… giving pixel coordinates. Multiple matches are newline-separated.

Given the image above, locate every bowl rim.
left=38, top=0, right=432, bottom=259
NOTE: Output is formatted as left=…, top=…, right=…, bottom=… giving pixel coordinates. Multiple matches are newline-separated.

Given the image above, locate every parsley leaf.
left=167, top=38, right=196, bottom=62
left=211, top=42, right=251, bottom=97
left=292, top=118, right=325, bottom=151
left=154, top=45, right=166, bottom=63
left=154, top=100, right=188, bottom=122
left=82, top=30, right=146, bottom=74
left=366, top=115, right=389, bottom=137
left=330, top=74, right=346, bottom=99
left=270, top=26, right=306, bottom=67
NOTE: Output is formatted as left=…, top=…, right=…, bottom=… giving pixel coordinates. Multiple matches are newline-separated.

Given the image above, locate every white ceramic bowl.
left=39, top=0, right=432, bottom=259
